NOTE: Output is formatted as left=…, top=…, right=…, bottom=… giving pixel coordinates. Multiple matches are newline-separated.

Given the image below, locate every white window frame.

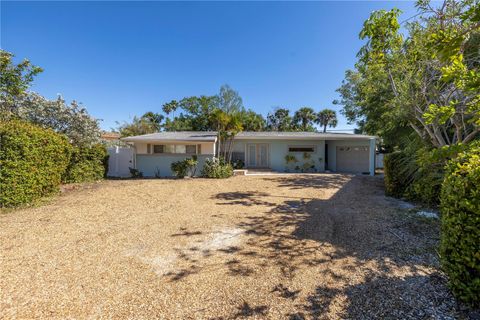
left=152, top=144, right=198, bottom=155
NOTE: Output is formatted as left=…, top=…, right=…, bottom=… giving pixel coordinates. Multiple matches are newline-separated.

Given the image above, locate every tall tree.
left=316, top=109, right=338, bottom=132
left=266, top=108, right=293, bottom=131
left=117, top=112, right=164, bottom=137
left=142, top=112, right=164, bottom=131
left=240, top=110, right=266, bottom=131
left=336, top=1, right=480, bottom=148
left=217, top=84, right=244, bottom=114
left=13, top=93, right=101, bottom=146
left=0, top=50, right=43, bottom=119
left=162, top=100, right=178, bottom=119
left=293, top=107, right=316, bottom=131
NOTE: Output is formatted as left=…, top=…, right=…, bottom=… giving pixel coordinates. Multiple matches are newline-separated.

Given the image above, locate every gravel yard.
left=1, top=174, right=461, bottom=319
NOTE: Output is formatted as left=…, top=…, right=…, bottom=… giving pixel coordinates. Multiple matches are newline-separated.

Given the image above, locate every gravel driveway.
left=1, top=174, right=460, bottom=319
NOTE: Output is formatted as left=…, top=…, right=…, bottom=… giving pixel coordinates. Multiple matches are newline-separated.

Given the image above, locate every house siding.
left=136, top=154, right=211, bottom=177
left=232, top=139, right=326, bottom=172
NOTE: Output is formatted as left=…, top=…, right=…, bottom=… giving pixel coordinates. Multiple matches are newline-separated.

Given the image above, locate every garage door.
left=336, top=146, right=369, bottom=173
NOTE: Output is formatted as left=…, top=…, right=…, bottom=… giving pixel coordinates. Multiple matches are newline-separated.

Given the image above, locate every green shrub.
left=285, top=154, right=298, bottom=172
left=384, top=151, right=415, bottom=197
left=171, top=156, right=198, bottom=178
left=406, top=144, right=468, bottom=207
left=440, top=142, right=480, bottom=306
left=129, top=167, right=143, bottom=178
left=232, top=159, right=244, bottom=169
left=0, top=120, right=72, bottom=207
left=63, top=144, right=108, bottom=183
left=385, top=145, right=467, bottom=207
left=201, top=157, right=233, bottom=178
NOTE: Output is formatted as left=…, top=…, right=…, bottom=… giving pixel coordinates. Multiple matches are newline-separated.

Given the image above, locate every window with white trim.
left=153, top=144, right=197, bottom=154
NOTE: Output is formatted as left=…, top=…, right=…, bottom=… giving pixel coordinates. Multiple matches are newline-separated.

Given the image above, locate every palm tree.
left=293, top=107, right=316, bottom=131
left=141, top=112, right=164, bottom=131
left=209, top=108, right=231, bottom=158
left=316, top=109, right=338, bottom=132
left=162, top=100, right=178, bottom=119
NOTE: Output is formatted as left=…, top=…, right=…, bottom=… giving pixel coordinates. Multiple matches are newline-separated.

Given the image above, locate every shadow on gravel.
left=231, top=175, right=456, bottom=318
left=177, top=175, right=458, bottom=318
left=288, top=272, right=454, bottom=320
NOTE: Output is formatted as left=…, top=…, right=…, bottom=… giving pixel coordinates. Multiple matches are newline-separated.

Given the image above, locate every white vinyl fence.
left=107, top=147, right=134, bottom=177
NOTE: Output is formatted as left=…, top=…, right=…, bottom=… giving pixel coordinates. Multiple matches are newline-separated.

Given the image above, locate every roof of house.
left=101, top=132, right=121, bottom=140
left=121, top=131, right=376, bottom=142
left=235, top=131, right=375, bottom=140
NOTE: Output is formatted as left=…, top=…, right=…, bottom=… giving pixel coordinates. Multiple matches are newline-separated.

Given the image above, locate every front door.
left=247, top=144, right=269, bottom=168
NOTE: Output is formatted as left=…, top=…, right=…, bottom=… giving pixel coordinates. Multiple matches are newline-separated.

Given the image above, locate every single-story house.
left=121, top=131, right=377, bottom=176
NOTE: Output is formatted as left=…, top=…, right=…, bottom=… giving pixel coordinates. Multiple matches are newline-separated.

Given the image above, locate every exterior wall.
left=133, top=138, right=375, bottom=176
left=232, top=139, right=326, bottom=172
left=136, top=154, right=211, bottom=177
left=326, top=139, right=372, bottom=172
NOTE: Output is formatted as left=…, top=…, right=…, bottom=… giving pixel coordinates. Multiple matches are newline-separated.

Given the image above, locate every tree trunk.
left=462, top=128, right=480, bottom=144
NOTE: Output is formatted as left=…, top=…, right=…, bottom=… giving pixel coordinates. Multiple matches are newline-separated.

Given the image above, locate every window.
left=288, top=146, right=315, bottom=153
left=153, top=145, right=164, bottom=153
left=186, top=145, right=197, bottom=154
left=152, top=144, right=197, bottom=154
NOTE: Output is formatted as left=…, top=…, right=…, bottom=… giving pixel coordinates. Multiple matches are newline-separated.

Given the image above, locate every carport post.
left=369, top=138, right=376, bottom=176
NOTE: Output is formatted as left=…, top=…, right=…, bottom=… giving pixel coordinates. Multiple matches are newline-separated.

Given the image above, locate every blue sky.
left=1, top=1, right=418, bottom=131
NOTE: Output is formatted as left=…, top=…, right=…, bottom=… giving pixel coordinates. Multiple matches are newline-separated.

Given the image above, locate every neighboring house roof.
left=101, top=132, right=121, bottom=141
left=121, top=131, right=376, bottom=142
left=121, top=131, right=218, bottom=142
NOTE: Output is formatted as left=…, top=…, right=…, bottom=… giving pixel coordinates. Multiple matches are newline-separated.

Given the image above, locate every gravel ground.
left=0, top=174, right=464, bottom=319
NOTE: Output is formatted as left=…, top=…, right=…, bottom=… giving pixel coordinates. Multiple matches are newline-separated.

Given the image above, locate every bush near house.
left=63, top=144, right=109, bottom=183
left=201, top=158, right=233, bottom=178
left=384, top=144, right=469, bottom=207
left=0, top=121, right=72, bottom=207
left=171, top=156, right=198, bottom=178
left=440, top=142, right=480, bottom=306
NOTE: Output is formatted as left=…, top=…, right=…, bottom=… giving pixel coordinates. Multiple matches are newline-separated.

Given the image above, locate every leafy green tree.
left=240, top=110, right=266, bottom=131
left=12, top=93, right=101, bottom=147
left=316, top=109, right=338, bottom=133
left=117, top=112, right=164, bottom=137
left=217, top=84, right=244, bottom=114
left=0, top=50, right=43, bottom=119
left=336, top=1, right=480, bottom=148
left=266, top=108, right=293, bottom=131
left=293, top=107, right=316, bottom=131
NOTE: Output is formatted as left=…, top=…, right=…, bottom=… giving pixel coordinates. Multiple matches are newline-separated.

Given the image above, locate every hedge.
left=405, top=144, right=468, bottom=207
left=384, top=151, right=412, bottom=198
left=0, top=121, right=72, bottom=207
left=440, top=142, right=480, bottom=306
left=63, top=144, right=108, bottom=183
left=384, top=144, right=468, bottom=207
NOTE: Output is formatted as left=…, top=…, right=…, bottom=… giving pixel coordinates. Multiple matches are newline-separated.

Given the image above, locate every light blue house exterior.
left=122, top=131, right=376, bottom=177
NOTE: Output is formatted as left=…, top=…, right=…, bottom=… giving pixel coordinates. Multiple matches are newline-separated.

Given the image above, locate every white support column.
left=369, top=138, right=376, bottom=176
